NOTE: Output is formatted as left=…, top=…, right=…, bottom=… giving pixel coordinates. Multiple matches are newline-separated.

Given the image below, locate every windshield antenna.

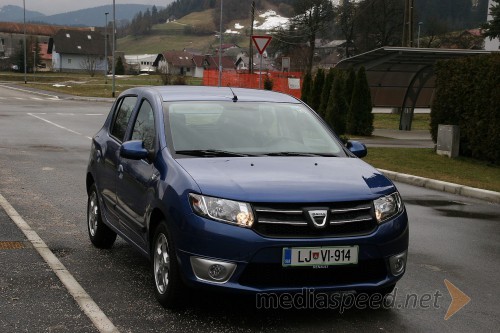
left=228, top=86, right=238, bottom=102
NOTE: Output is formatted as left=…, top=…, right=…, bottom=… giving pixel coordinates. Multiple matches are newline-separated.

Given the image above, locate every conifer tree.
left=325, top=75, right=348, bottom=135
left=318, top=68, right=335, bottom=118
left=347, top=66, right=373, bottom=136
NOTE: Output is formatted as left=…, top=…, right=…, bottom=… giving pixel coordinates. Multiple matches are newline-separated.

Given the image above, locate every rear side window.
left=111, top=96, right=137, bottom=141
left=131, top=100, right=155, bottom=151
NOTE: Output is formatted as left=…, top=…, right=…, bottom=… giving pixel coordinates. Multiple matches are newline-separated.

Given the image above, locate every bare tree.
left=80, top=55, right=99, bottom=77
left=355, top=0, right=405, bottom=53
left=291, top=0, right=334, bottom=74
left=337, top=0, right=357, bottom=58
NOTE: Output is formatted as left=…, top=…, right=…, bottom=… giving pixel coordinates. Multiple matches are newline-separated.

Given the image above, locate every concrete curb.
left=0, top=84, right=59, bottom=99
left=379, top=169, right=500, bottom=204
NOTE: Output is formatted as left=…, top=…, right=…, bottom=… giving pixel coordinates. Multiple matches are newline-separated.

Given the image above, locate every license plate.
left=282, top=246, right=358, bottom=267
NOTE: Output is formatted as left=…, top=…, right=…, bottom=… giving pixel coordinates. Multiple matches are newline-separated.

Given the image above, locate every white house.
left=48, top=29, right=108, bottom=74
left=124, top=54, right=159, bottom=73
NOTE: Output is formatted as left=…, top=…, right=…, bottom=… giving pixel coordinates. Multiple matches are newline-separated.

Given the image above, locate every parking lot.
left=0, top=86, right=499, bottom=332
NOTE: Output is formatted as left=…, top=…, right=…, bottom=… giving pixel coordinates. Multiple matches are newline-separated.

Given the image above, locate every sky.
left=0, top=1, right=168, bottom=15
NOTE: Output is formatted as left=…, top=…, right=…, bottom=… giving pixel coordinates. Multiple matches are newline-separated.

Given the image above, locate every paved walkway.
left=354, top=129, right=435, bottom=148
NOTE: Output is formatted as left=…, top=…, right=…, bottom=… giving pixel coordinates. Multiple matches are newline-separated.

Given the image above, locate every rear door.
left=116, top=98, right=158, bottom=248
left=97, top=95, right=138, bottom=225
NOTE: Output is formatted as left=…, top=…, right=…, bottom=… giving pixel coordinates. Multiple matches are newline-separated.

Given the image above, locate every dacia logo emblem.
left=306, top=209, right=329, bottom=229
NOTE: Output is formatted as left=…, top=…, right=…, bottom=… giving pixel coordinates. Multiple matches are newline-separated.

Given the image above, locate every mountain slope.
left=0, top=5, right=44, bottom=22
left=0, top=4, right=163, bottom=27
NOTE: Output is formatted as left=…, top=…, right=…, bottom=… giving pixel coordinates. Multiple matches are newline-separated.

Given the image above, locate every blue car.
left=86, top=86, right=408, bottom=308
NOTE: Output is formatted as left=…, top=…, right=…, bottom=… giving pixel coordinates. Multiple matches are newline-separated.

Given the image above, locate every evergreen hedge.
left=431, top=54, right=500, bottom=164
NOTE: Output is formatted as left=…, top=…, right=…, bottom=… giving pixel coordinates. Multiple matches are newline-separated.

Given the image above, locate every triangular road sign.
left=252, top=35, right=272, bottom=55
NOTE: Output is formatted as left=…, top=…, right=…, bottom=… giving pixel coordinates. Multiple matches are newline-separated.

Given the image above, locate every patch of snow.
left=254, top=10, right=289, bottom=31
left=234, top=23, right=244, bottom=30
left=53, top=84, right=66, bottom=87
left=225, top=29, right=240, bottom=35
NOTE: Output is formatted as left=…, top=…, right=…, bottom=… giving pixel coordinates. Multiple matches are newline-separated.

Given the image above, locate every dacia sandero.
left=86, top=86, right=408, bottom=308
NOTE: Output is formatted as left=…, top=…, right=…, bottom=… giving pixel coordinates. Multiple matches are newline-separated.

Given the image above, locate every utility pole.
left=105, top=12, right=109, bottom=84
left=23, top=0, right=27, bottom=84
left=112, top=0, right=116, bottom=97
left=402, top=0, right=414, bottom=47
left=218, top=0, right=223, bottom=87
left=248, top=1, right=255, bottom=74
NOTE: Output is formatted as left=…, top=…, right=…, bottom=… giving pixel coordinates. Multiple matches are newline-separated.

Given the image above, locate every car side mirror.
left=120, top=140, right=149, bottom=160
left=346, top=140, right=367, bottom=158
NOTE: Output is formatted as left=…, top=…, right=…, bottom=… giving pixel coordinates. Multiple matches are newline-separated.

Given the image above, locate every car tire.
left=152, top=222, right=184, bottom=308
left=87, top=184, right=117, bottom=248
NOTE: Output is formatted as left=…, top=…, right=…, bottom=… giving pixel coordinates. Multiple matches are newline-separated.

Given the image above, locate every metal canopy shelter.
left=336, top=47, right=492, bottom=130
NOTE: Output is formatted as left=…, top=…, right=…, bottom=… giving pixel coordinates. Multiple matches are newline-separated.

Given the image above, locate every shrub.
left=431, top=54, right=500, bottom=164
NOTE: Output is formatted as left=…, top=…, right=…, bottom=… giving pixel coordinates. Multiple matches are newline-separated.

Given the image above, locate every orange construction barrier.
left=203, top=70, right=303, bottom=99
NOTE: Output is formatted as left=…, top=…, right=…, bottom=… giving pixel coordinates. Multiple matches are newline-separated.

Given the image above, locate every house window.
left=68, top=59, right=72, bottom=64
left=187, top=68, right=190, bottom=72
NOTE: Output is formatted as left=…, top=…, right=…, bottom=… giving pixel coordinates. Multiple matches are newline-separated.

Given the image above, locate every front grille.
left=252, top=201, right=377, bottom=238
left=239, top=259, right=387, bottom=288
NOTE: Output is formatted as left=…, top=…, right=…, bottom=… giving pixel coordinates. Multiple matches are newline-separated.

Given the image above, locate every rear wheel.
left=152, top=222, right=184, bottom=308
left=87, top=184, right=117, bottom=248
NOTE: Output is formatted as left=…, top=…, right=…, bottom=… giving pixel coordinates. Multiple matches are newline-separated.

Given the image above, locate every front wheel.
left=87, top=184, right=117, bottom=248
left=152, top=222, right=184, bottom=308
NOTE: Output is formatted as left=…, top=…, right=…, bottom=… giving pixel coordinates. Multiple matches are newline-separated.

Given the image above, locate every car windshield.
left=163, top=101, right=345, bottom=157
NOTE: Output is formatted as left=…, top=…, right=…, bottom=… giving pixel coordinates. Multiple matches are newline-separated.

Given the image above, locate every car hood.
left=176, top=157, right=395, bottom=203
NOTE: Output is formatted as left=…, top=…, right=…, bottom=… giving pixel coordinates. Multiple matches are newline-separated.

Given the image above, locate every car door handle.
left=118, top=164, right=124, bottom=179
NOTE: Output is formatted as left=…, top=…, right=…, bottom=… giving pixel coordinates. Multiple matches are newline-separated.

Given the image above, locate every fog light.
left=190, top=257, right=237, bottom=284
left=208, top=264, right=227, bottom=280
left=389, top=251, right=407, bottom=276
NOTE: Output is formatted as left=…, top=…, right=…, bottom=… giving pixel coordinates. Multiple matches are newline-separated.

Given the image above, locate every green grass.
left=373, top=113, right=430, bottom=131
left=364, top=148, right=500, bottom=192
left=1, top=72, right=202, bottom=97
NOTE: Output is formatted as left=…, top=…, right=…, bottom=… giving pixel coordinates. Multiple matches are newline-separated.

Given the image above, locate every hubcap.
left=88, top=191, right=99, bottom=237
left=154, top=233, right=170, bottom=294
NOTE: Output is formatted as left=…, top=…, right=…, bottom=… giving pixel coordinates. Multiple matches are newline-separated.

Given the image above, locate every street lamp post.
left=417, top=22, right=423, bottom=48
left=218, top=0, right=223, bottom=87
left=23, top=0, right=27, bottom=84
left=33, top=50, right=36, bottom=81
left=112, top=0, right=116, bottom=97
left=105, top=12, right=109, bottom=84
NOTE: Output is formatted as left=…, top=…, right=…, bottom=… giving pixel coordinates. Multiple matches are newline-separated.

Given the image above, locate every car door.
left=116, top=98, right=158, bottom=249
left=97, top=95, right=138, bottom=226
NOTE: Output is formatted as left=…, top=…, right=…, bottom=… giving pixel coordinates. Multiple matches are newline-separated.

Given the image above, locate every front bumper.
left=175, top=211, right=409, bottom=293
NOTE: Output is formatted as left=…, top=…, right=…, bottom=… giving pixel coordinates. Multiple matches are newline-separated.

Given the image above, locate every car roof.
left=123, top=86, right=301, bottom=103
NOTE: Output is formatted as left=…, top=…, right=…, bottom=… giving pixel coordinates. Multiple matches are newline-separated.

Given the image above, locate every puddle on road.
left=404, top=198, right=500, bottom=220
left=29, top=145, right=66, bottom=152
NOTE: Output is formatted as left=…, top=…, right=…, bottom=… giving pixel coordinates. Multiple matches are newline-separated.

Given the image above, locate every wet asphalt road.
left=0, top=86, right=499, bottom=332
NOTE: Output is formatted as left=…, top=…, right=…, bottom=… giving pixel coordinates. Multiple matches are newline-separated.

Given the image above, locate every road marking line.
left=0, top=193, right=120, bottom=333
left=15, top=97, right=25, bottom=100
left=85, top=114, right=104, bottom=116
left=28, top=113, right=83, bottom=136
left=31, top=97, right=43, bottom=101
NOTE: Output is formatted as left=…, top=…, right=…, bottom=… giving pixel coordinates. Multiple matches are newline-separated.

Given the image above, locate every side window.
left=131, top=100, right=156, bottom=151
left=110, top=96, right=137, bottom=141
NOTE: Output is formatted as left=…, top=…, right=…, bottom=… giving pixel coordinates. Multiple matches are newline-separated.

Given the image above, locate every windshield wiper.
left=175, top=149, right=252, bottom=157
left=263, top=152, right=339, bottom=157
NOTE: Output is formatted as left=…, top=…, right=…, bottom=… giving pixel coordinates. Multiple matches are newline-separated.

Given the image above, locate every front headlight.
left=189, top=193, right=254, bottom=228
left=373, top=192, right=403, bottom=224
